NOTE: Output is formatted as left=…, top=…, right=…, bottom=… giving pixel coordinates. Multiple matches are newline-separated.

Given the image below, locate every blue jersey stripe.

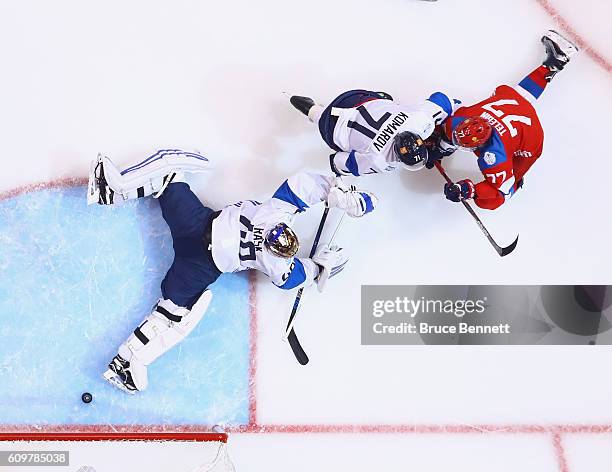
left=278, top=259, right=307, bottom=290
left=428, top=92, right=453, bottom=116
left=272, top=180, right=309, bottom=212
left=477, top=133, right=508, bottom=170
left=345, top=151, right=360, bottom=176
left=362, top=193, right=374, bottom=214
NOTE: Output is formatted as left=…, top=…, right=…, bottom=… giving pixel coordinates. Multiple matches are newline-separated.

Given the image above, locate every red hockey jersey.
left=444, top=85, right=544, bottom=210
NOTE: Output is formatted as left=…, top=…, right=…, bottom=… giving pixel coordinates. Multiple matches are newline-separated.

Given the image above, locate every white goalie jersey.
left=211, top=172, right=336, bottom=290
left=330, top=92, right=460, bottom=176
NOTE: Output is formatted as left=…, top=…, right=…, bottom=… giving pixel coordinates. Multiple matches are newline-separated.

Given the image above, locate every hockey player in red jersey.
left=426, top=30, right=579, bottom=210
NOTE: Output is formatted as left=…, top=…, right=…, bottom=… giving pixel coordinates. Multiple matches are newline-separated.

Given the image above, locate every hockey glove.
left=444, top=179, right=475, bottom=202
left=424, top=133, right=457, bottom=169
left=327, top=178, right=378, bottom=218
left=312, top=245, right=349, bottom=292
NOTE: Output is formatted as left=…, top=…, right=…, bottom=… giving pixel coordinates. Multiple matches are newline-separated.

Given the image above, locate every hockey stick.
left=285, top=210, right=346, bottom=338
left=435, top=161, right=519, bottom=257
left=284, top=208, right=329, bottom=365
left=285, top=208, right=347, bottom=365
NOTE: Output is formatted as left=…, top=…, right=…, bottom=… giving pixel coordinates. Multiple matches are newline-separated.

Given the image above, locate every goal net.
left=0, top=430, right=236, bottom=472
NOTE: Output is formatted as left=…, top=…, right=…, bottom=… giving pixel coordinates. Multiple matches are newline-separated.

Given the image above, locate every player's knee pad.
left=87, top=150, right=211, bottom=205
left=118, top=290, right=213, bottom=370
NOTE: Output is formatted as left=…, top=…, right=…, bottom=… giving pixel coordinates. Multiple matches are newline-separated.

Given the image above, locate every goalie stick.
left=285, top=207, right=346, bottom=365
left=284, top=208, right=329, bottom=365
left=435, top=161, right=519, bottom=257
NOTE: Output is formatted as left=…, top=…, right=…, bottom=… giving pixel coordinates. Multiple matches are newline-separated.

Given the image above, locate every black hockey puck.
left=81, top=392, right=93, bottom=404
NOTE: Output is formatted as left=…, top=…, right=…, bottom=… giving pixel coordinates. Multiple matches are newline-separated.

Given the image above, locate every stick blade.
left=499, top=235, right=519, bottom=257
left=287, top=329, right=309, bottom=365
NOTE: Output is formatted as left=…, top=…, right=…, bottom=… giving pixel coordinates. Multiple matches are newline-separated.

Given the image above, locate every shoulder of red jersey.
left=476, top=133, right=508, bottom=171
left=442, top=114, right=509, bottom=168
left=443, top=84, right=542, bottom=162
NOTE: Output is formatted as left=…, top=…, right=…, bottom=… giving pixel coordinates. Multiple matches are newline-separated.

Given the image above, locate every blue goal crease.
left=0, top=185, right=250, bottom=427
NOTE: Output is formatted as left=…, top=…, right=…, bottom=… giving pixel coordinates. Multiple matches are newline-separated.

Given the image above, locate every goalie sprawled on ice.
left=87, top=149, right=377, bottom=393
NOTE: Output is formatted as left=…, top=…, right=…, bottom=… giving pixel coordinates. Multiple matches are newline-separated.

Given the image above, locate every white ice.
left=0, top=0, right=611, bottom=470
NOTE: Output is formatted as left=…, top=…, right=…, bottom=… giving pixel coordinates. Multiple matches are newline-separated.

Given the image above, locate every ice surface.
left=0, top=187, right=249, bottom=426
left=0, top=0, right=611, bottom=469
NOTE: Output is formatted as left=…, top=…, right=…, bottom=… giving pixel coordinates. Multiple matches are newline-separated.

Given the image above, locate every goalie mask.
left=264, top=223, right=299, bottom=258
left=393, top=131, right=427, bottom=171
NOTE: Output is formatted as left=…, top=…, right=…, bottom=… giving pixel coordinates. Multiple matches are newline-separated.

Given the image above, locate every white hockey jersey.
left=211, top=172, right=336, bottom=290
left=330, top=92, right=460, bottom=176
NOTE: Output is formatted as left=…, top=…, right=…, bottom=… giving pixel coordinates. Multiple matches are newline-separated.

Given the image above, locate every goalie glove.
left=312, top=245, right=349, bottom=292
left=327, top=179, right=378, bottom=218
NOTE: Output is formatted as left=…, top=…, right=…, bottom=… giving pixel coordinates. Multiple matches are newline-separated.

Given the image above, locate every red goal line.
left=2, top=423, right=612, bottom=438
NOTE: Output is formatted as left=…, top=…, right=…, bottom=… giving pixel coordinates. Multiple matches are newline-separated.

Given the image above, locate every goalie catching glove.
left=326, top=179, right=378, bottom=217
left=312, top=244, right=349, bottom=292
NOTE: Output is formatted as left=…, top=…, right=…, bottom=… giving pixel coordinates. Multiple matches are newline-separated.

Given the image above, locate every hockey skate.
left=541, top=30, right=578, bottom=76
left=102, top=355, right=140, bottom=394
left=290, top=95, right=315, bottom=116
left=87, top=154, right=115, bottom=205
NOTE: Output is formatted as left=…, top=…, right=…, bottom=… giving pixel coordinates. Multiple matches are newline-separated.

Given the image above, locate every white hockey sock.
left=308, top=105, right=324, bottom=123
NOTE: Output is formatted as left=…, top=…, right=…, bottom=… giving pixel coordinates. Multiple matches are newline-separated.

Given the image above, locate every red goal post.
left=0, top=429, right=235, bottom=472
left=0, top=431, right=228, bottom=442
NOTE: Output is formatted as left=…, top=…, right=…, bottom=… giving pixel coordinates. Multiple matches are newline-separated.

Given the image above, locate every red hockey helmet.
left=452, top=117, right=492, bottom=149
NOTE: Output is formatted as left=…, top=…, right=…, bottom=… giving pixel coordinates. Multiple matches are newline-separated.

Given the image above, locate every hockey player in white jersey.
left=289, top=90, right=460, bottom=176
left=87, top=149, right=377, bottom=393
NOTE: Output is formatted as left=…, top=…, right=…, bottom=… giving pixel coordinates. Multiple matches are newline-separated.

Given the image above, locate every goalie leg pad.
left=87, top=149, right=211, bottom=205
left=111, top=290, right=213, bottom=391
